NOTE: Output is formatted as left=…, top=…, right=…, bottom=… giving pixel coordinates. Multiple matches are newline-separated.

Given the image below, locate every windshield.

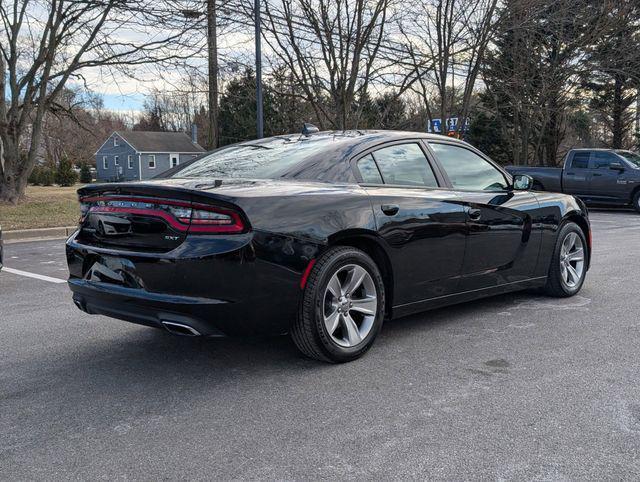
left=616, top=150, right=640, bottom=168
left=169, top=137, right=332, bottom=179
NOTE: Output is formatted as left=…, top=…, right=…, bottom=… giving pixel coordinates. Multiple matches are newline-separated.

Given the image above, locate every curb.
left=3, top=226, right=77, bottom=242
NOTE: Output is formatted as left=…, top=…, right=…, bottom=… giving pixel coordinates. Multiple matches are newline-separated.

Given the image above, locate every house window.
left=103, top=156, right=108, bottom=169
left=170, top=154, right=179, bottom=168
left=148, top=155, right=156, bottom=169
left=114, top=156, right=119, bottom=166
left=127, top=155, right=133, bottom=169
left=113, top=136, right=119, bottom=147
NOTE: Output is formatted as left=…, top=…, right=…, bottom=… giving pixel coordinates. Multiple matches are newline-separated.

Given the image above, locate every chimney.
left=191, top=124, right=198, bottom=144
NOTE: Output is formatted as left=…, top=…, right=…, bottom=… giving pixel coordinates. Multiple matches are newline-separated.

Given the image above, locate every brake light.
left=79, top=196, right=245, bottom=234
left=188, top=204, right=245, bottom=233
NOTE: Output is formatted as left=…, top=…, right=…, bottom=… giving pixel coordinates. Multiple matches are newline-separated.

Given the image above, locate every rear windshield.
left=169, top=137, right=331, bottom=179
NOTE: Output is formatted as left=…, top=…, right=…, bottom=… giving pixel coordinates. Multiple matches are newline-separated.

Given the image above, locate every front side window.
left=592, top=151, right=619, bottom=169
left=371, top=143, right=438, bottom=187
left=357, top=154, right=383, bottom=184
left=430, top=143, right=508, bottom=191
left=148, top=155, right=156, bottom=169
left=571, top=152, right=590, bottom=169
left=616, top=150, right=640, bottom=168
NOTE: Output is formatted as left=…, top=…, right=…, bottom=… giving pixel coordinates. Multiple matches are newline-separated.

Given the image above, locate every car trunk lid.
left=76, top=183, right=246, bottom=252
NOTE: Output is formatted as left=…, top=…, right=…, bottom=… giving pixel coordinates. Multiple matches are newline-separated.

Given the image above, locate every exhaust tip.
left=161, top=321, right=201, bottom=337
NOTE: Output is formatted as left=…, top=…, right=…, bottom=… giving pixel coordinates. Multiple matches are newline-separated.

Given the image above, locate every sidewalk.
left=2, top=226, right=77, bottom=243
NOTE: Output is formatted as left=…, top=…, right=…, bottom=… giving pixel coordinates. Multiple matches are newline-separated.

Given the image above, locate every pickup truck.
left=507, top=148, right=640, bottom=212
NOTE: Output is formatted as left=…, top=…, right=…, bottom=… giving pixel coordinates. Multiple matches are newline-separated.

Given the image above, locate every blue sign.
left=427, top=117, right=470, bottom=133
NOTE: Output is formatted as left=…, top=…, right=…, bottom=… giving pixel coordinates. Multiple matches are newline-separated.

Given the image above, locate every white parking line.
left=2, top=267, right=67, bottom=284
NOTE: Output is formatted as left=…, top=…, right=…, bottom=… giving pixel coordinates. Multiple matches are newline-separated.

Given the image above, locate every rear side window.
left=370, top=143, right=438, bottom=187
left=357, top=155, right=383, bottom=184
left=571, top=152, right=590, bottom=169
left=429, top=143, right=508, bottom=191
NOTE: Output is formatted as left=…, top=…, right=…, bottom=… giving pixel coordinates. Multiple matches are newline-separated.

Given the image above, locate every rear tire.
left=292, top=246, right=385, bottom=363
left=544, top=222, right=588, bottom=297
left=632, top=191, right=640, bottom=214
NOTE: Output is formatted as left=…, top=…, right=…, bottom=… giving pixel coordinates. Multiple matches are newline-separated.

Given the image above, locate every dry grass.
left=0, top=185, right=81, bottom=231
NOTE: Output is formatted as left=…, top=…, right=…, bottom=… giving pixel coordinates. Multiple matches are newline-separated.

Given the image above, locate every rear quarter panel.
left=191, top=180, right=380, bottom=330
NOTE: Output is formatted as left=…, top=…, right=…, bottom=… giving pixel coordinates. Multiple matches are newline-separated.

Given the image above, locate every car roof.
left=571, top=148, right=616, bottom=151
left=161, top=130, right=473, bottom=183
left=243, top=129, right=468, bottom=153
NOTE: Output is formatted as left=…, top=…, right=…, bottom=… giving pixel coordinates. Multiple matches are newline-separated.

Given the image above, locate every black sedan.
left=66, top=130, right=591, bottom=362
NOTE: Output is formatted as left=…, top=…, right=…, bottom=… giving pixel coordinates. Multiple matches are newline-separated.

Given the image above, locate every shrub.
left=28, top=166, right=42, bottom=185
left=39, top=167, right=55, bottom=186
left=29, top=165, right=55, bottom=186
left=79, top=163, right=93, bottom=183
left=55, top=158, right=78, bottom=186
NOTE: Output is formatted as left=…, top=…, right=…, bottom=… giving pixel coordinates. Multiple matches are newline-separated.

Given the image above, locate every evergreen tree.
left=79, top=163, right=92, bottom=183
left=580, top=3, right=640, bottom=149
left=218, top=69, right=269, bottom=145
left=480, top=0, right=604, bottom=165
left=55, top=158, right=78, bottom=186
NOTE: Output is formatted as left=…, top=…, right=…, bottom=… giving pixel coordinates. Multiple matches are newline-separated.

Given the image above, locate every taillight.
left=79, top=196, right=246, bottom=234
left=188, top=204, right=245, bottom=233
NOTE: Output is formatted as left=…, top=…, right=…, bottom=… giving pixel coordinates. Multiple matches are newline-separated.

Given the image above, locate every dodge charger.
left=66, top=130, right=591, bottom=362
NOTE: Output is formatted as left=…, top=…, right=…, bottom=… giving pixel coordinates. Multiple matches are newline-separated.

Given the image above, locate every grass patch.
left=0, top=185, right=81, bottom=231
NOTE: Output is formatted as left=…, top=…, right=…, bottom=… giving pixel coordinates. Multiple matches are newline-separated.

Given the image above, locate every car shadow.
left=1, top=288, right=554, bottom=447
left=588, top=207, right=636, bottom=214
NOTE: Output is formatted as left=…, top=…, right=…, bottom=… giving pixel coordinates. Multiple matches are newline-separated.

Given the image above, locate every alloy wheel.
left=559, top=232, right=585, bottom=288
left=323, top=264, right=378, bottom=348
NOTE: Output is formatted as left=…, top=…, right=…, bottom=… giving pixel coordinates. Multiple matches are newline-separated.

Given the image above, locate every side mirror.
left=610, top=161, right=625, bottom=171
left=512, top=174, right=533, bottom=191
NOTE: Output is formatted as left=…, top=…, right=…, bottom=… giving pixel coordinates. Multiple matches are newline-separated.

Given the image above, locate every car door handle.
left=566, top=172, right=575, bottom=176
left=468, top=208, right=482, bottom=221
left=592, top=173, right=602, bottom=177
left=381, top=204, right=399, bottom=216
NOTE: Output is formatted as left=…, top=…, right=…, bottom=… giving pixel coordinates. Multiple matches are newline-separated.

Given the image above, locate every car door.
left=563, top=151, right=592, bottom=197
left=353, top=141, right=467, bottom=304
left=589, top=151, right=628, bottom=202
left=426, top=141, right=541, bottom=292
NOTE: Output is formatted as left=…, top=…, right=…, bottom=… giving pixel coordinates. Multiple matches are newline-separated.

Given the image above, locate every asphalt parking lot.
left=1, top=209, right=640, bottom=480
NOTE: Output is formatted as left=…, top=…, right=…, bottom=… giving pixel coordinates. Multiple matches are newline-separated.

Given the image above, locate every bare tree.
left=0, top=0, right=198, bottom=203
left=399, top=0, right=499, bottom=135
left=261, top=0, right=391, bottom=130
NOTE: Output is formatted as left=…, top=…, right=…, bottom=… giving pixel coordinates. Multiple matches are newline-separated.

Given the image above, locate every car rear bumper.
left=69, top=279, right=231, bottom=336
left=66, top=231, right=305, bottom=336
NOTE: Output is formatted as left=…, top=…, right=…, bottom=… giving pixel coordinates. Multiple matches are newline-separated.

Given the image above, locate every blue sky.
left=101, top=93, right=146, bottom=112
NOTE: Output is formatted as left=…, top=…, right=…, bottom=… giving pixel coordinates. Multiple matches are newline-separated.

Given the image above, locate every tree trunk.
left=0, top=136, right=28, bottom=204
left=612, top=74, right=623, bottom=149
left=543, top=94, right=560, bottom=166
left=207, top=0, right=219, bottom=149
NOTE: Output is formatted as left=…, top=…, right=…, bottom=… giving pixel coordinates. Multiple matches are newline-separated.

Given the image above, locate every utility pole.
left=255, top=0, right=264, bottom=139
left=180, top=3, right=218, bottom=149
left=207, top=0, right=219, bottom=149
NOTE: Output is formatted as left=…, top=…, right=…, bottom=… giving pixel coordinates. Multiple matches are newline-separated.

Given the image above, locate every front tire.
left=292, top=246, right=385, bottom=363
left=544, top=222, right=588, bottom=297
left=632, top=191, right=640, bottom=214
